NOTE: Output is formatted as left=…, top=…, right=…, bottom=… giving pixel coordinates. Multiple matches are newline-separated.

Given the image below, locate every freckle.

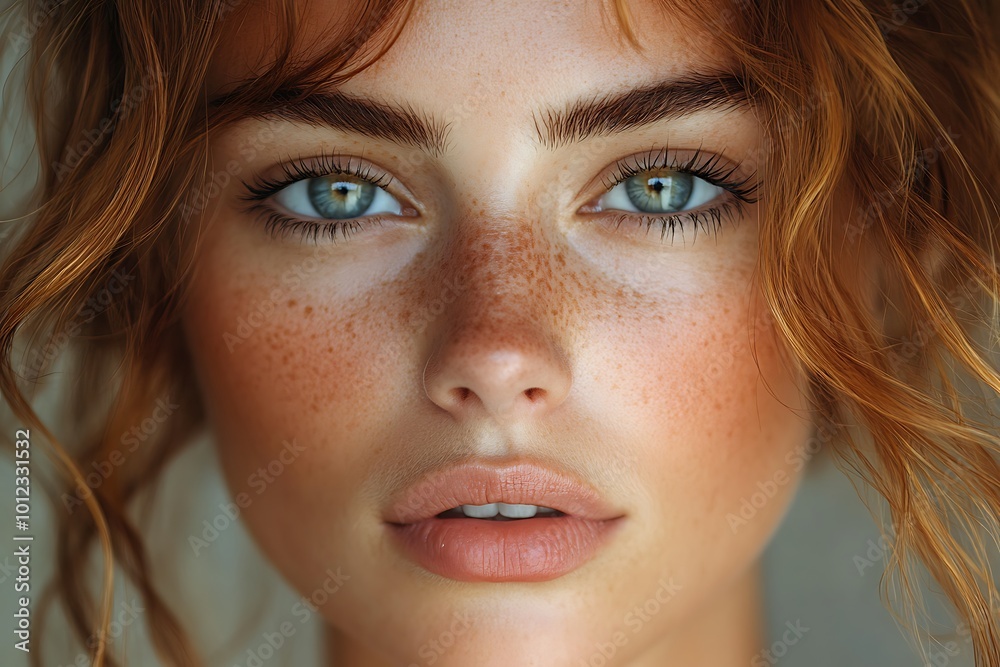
left=288, top=299, right=297, bottom=307
left=304, top=306, right=313, bottom=316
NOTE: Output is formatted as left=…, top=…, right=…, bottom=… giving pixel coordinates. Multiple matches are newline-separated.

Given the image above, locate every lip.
left=383, top=460, right=626, bottom=582
left=383, top=460, right=624, bottom=524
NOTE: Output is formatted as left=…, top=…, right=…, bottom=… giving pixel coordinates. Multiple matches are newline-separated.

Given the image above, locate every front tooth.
left=497, top=503, right=538, bottom=519
left=461, top=503, right=499, bottom=518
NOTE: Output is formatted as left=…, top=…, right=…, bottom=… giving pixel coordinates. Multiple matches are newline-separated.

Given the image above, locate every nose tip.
left=423, top=343, right=571, bottom=421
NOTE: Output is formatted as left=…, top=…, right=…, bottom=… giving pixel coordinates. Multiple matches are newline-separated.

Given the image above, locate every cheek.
left=183, top=277, right=365, bottom=441
left=179, top=258, right=404, bottom=525
left=583, top=284, right=812, bottom=584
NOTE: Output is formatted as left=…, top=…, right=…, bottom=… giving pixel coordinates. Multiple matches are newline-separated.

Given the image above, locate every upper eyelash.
left=236, top=152, right=396, bottom=244
left=237, top=150, right=393, bottom=204
left=236, top=147, right=759, bottom=245
left=602, top=144, right=760, bottom=205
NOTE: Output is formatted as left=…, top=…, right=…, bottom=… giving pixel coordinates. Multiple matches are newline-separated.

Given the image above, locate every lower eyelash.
left=250, top=199, right=747, bottom=246
left=237, top=151, right=396, bottom=244
left=604, top=147, right=760, bottom=205
left=248, top=207, right=388, bottom=245
left=605, top=200, right=746, bottom=245
left=240, top=146, right=757, bottom=244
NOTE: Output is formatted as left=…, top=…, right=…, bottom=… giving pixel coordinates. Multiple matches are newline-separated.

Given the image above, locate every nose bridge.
left=422, top=214, right=573, bottom=421
left=445, top=215, right=554, bottom=329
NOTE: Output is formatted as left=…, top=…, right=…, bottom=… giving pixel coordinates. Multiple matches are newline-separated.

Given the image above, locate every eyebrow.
left=210, top=87, right=452, bottom=155
left=535, top=72, right=752, bottom=149
left=207, top=70, right=752, bottom=154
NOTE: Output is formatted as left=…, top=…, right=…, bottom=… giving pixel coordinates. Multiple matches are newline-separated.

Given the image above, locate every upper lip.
left=383, top=459, right=625, bottom=525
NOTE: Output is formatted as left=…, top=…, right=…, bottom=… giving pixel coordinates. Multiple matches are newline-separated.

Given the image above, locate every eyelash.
left=596, top=147, right=758, bottom=244
left=236, top=147, right=760, bottom=245
left=237, top=152, right=395, bottom=244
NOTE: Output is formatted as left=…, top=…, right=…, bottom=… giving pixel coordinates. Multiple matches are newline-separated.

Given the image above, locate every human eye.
left=236, top=150, right=416, bottom=244
left=581, top=146, right=760, bottom=246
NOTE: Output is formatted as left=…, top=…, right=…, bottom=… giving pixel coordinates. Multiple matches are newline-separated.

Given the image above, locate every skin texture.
left=181, top=0, right=823, bottom=664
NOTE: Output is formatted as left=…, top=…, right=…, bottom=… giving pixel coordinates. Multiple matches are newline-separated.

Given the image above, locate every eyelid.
left=237, top=150, right=423, bottom=217
left=235, top=144, right=756, bottom=246
left=574, top=145, right=758, bottom=213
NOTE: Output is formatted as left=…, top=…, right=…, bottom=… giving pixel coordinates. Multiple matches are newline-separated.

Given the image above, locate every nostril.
left=524, top=387, right=543, bottom=401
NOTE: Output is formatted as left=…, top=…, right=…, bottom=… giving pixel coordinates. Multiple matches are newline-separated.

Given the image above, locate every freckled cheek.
left=181, top=275, right=402, bottom=495
left=689, top=330, right=807, bottom=507
left=602, top=303, right=809, bottom=525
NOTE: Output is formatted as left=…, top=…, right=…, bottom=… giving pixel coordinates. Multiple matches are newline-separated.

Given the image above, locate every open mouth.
left=434, top=503, right=567, bottom=520
left=382, top=459, right=626, bottom=582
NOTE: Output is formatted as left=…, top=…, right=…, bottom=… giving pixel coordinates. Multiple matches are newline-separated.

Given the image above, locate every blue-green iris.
left=307, top=175, right=377, bottom=219
left=624, top=170, right=693, bottom=213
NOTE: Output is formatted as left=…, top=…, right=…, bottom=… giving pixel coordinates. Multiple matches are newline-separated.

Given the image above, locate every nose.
left=423, top=332, right=572, bottom=420
left=421, top=232, right=573, bottom=422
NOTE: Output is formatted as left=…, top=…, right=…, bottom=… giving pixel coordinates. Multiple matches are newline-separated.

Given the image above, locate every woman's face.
left=182, top=0, right=815, bottom=664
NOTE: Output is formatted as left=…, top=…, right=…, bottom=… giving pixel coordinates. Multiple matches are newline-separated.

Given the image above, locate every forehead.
left=206, top=0, right=736, bottom=101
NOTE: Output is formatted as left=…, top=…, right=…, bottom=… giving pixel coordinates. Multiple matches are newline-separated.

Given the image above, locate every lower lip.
left=386, top=515, right=625, bottom=582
